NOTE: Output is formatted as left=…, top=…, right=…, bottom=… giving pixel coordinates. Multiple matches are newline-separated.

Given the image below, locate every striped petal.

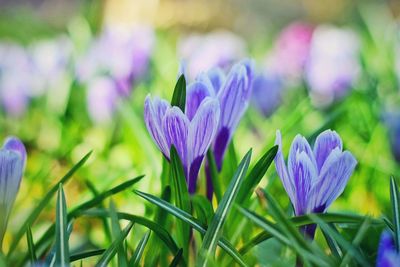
left=308, top=149, right=357, bottom=212
left=292, top=151, right=318, bottom=215
left=3, top=137, right=27, bottom=167
left=313, top=130, right=343, bottom=172
left=206, top=67, right=226, bottom=94
left=162, top=106, right=190, bottom=174
left=274, top=130, right=296, bottom=205
left=288, top=135, right=317, bottom=184
left=144, top=95, right=170, bottom=158
left=185, top=81, right=213, bottom=121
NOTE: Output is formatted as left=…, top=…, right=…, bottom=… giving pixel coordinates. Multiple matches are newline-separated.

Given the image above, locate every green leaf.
left=55, top=184, right=69, bottom=267
left=29, top=176, right=144, bottom=265
left=309, top=214, right=371, bottom=267
left=169, top=248, right=183, bottom=267
left=129, top=231, right=150, bottom=267
left=197, top=149, right=251, bottom=267
left=170, top=146, right=191, bottom=261
left=390, top=176, right=400, bottom=252
left=237, top=145, right=278, bottom=204
left=191, top=195, right=214, bottom=226
left=79, top=209, right=179, bottom=256
left=339, top=217, right=371, bottom=267
left=26, top=225, right=37, bottom=264
left=206, top=150, right=222, bottom=202
left=109, top=201, right=128, bottom=267
left=95, top=222, right=134, bottom=267
left=8, top=151, right=92, bottom=256
left=134, top=190, right=247, bottom=267
left=70, top=249, right=105, bottom=262
left=171, top=74, right=186, bottom=112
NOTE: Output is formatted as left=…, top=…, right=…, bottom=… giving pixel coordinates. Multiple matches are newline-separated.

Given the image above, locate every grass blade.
left=134, top=190, right=248, bottom=267
left=191, top=195, right=214, bottom=226
left=95, top=222, right=134, bottom=267
left=170, top=146, right=191, bottom=261
left=70, top=249, right=105, bottom=262
left=55, top=184, right=69, bottom=267
left=8, top=151, right=92, bottom=256
left=390, top=176, right=400, bottom=252
left=26, top=226, right=37, bottom=264
left=171, top=74, right=186, bottom=112
left=109, top=201, right=128, bottom=267
left=206, top=150, right=222, bottom=202
left=197, top=149, right=251, bottom=266
left=169, top=248, right=183, bottom=267
left=129, top=231, right=150, bottom=267
left=237, top=145, right=278, bottom=204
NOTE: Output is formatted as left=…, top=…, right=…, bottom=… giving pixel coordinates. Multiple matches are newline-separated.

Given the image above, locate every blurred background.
left=1, top=0, right=400, bottom=261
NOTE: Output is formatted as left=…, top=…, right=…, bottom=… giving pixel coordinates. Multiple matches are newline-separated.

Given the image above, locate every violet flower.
left=376, top=231, right=400, bottom=267
left=251, top=71, right=283, bottom=118
left=305, top=25, right=360, bottom=106
left=144, top=82, right=220, bottom=193
left=0, top=137, right=26, bottom=248
left=274, top=130, right=357, bottom=238
left=178, top=31, right=246, bottom=80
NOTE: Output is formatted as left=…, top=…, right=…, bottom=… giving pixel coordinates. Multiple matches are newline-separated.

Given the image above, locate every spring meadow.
left=1, top=0, right=400, bottom=266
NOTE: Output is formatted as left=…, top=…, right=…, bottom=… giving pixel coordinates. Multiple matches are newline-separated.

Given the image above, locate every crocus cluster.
left=178, top=31, right=246, bottom=80
left=145, top=59, right=254, bottom=193
left=274, top=130, right=357, bottom=238
left=376, top=231, right=400, bottom=267
left=0, top=37, right=73, bottom=117
left=77, top=25, right=155, bottom=124
left=0, top=137, right=26, bottom=248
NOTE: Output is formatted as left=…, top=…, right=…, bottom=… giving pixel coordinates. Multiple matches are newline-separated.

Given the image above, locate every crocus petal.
left=274, top=130, right=296, bottom=205
left=308, top=150, right=357, bottom=212
left=288, top=135, right=317, bottom=183
left=292, top=151, right=318, bottom=215
left=185, top=81, right=213, bottom=121
left=3, top=137, right=27, bottom=167
left=162, top=106, right=190, bottom=173
left=187, top=97, right=220, bottom=192
left=0, top=149, right=24, bottom=245
left=206, top=67, right=226, bottom=94
left=313, top=130, right=343, bottom=172
left=144, top=95, right=170, bottom=157
left=376, top=231, right=400, bottom=267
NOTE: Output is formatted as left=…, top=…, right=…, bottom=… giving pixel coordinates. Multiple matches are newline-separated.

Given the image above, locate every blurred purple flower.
left=178, top=31, right=246, bottom=79
left=376, top=231, right=400, bottom=267
left=268, top=22, right=314, bottom=80
left=383, top=111, right=400, bottom=163
left=274, top=130, right=357, bottom=238
left=305, top=25, right=360, bottom=106
left=251, top=71, right=283, bottom=117
left=197, top=59, right=254, bottom=170
left=144, top=84, right=220, bottom=193
left=77, top=25, right=154, bottom=96
left=0, top=137, right=26, bottom=248
left=86, top=76, right=119, bottom=125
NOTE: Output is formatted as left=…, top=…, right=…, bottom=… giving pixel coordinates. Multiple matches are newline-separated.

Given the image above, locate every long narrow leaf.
left=70, top=249, right=105, bottom=262
left=206, top=150, right=222, bottom=202
left=55, top=184, right=69, bottom=267
left=129, top=231, right=150, bottom=267
left=390, top=176, right=400, bottom=252
left=26, top=226, right=37, bottom=264
left=109, top=201, right=128, bottom=267
left=169, top=248, right=183, bottom=267
left=134, top=190, right=247, bottom=267
left=95, top=222, right=134, bottom=267
left=170, top=146, right=191, bottom=261
left=171, top=74, right=186, bottom=112
left=8, top=151, right=92, bottom=256
left=197, top=149, right=251, bottom=267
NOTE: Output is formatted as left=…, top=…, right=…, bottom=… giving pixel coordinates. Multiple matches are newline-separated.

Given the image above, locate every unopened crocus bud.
left=0, top=137, right=26, bottom=248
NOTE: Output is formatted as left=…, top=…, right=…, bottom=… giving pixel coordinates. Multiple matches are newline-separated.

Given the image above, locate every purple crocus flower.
left=178, top=31, right=246, bottom=80
left=274, top=130, right=357, bottom=238
left=144, top=83, right=220, bottom=193
left=305, top=25, right=360, bottom=106
left=0, top=137, right=26, bottom=248
left=376, top=231, right=400, bottom=267
left=196, top=59, right=254, bottom=170
left=251, top=71, right=283, bottom=118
